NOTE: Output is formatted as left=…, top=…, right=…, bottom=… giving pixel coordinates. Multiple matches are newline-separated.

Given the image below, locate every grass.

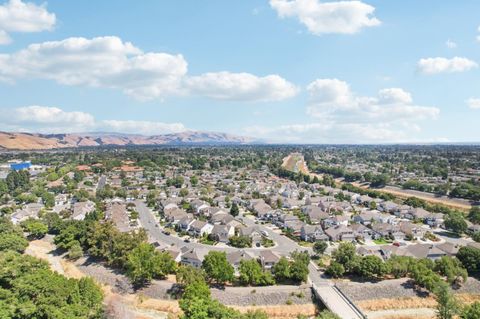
left=373, top=238, right=391, bottom=245
left=199, top=237, right=216, bottom=245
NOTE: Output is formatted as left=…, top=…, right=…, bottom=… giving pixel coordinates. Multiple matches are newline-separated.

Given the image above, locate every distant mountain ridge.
left=0, top=131, right=258, bottom=150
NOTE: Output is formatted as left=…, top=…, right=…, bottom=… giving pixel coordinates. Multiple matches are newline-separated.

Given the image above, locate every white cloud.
left=417, top=57, right=478, bottom=74
left=0, top=30, right=11, bottom=45
left=467, top=98, right=480, bottom=110
left=269, top=0, right=380, bottom=35
left=184, top=72, right=298, bottom=101
left=0, top=106, right=95, bottom=133
left=245, top=79, right=440, bottom=143
left=0, top=36, right=298, bottom=102
left=0, top=105, right=188, bottom=134
left=445, top=39, right=457, bottom=49
left=0, top=0, right=55, bottom=44
left=0, top=36, right=188, bottom=100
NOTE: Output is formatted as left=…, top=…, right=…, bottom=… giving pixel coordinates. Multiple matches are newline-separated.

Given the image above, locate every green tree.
left=20, top=218, right=48, bottom=239
left=176, top=265, right=206, bottom=287
left=229, top=202, right=240, bottom=217
left=332, top=242, right=358, bottom=272
left=125, top=242, right=176, bottom=286
left=239, top=259, right=274, bottom=286
left=434, top=256, right=468, bottom=285
left=202, top=251, right=234, bottom=285
left=434, top=282, right=459, bottom=319
left=457, top=246, right=480, bottom=273
left=356, top=255, right=386, bottom=279
left=0, top=218, right=29, bottom=253
left=313, top=241, right=328, bottom=256
left=68, top=240, right=84, bottom=260
left=444, top=212, right=468, bottom=235
left=468, top=207, right=480, bottom=224
left=273, top=257, right=291, bottom=282
left=289, top=251, right=310, bottom=283
left=325, top=262, right=345, bottom=278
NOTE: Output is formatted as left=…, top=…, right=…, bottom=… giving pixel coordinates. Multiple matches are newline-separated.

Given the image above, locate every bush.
left=326, top=262, right=345, bottom=278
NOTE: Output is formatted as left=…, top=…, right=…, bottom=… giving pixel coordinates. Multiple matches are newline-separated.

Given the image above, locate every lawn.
left=373, top=238, right=391, bottom=245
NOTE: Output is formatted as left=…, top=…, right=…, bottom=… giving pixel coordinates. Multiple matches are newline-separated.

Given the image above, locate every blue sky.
left=0, top=0, right=479, bottom=143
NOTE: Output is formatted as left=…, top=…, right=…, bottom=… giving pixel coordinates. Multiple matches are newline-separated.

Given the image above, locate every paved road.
left=237, top=211, right=310, bottom=255
left=97, top=175, right=106, bottom=190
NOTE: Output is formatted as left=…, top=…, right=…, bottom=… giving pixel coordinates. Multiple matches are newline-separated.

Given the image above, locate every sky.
left=0, top=0, right=479, bottom=144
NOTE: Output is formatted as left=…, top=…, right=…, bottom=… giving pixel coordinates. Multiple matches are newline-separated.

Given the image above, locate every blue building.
left=10, top=162, right=31, bottom=171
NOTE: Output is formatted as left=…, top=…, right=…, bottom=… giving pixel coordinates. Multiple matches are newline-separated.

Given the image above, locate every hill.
left=0, top=131, right=257, bottom=150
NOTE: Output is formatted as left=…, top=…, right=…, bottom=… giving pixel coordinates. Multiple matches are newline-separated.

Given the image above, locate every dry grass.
left=379, top=316, right=434, bottom=319
left=232, top=304, right=317, bottom=319
left=359, top=296, right=437, bottom=311
left=359, top=293, right=480, bottom=312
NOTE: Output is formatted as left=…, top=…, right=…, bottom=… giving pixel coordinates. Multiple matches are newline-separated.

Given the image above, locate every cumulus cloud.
left=269, top=0, right=380, bottom=35
left=0, top=0, right=55, bottom=44
left=417, top=57, right=478, bottom=74
left=184, top=72, right=298, bottom=101
left=0, top=106, right=95, bottom=133
left=0, top=105, right=188, bottom=134
left=0, top=36, right=298, bottom=102
left=245, top=79, right=440, bottom=143
left=467, top=98, right=480, bottom=110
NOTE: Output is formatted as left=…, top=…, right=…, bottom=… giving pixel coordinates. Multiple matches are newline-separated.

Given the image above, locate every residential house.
left=300, top=225, right=328, bottom=242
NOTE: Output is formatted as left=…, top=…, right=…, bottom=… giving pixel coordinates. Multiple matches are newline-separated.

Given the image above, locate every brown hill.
left=0, top=131, right=257, bottom=150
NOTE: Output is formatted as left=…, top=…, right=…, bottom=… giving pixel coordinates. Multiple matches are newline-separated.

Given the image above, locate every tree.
left=444, top=212, right=468, bottom=235
left=239, top=259, right=274, bottom=286
left=386, top=255, right=414, bottom=279
left=356, top=255, right=386, bottom=279
left=0, top=218, right=29, bottom=253
left=434, top=282, right=459, bottom=319
left=457, top=246, right=480, bottom=273
left=434, top=256, right=468, bottom=285
left=229, top=202, right=239, bottom=217
left=125, top=242, right=176, bottom=286
left=202, top=251, right=234, bottom=285
left=313, top=241, right=328, bottom=256
left=325, top=262, right=345, bottom=278
left=461, top=301, right=480, bottom=319
left=289, top=251, right=310, bottom=283
left=190, top=175, right=199, bottom=187
left=68, top=241, right=84, bottom=260
left=20, top=218, right=48, bottom=239
left=273, top=257, right=290, bottom=282
left=332, top=242, right=358, bottom=272
left=176, top=265, right=206, bottom=287
left=0, top=251, right=103, bottom=318
left=468, top=207, right=480, bottom=224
